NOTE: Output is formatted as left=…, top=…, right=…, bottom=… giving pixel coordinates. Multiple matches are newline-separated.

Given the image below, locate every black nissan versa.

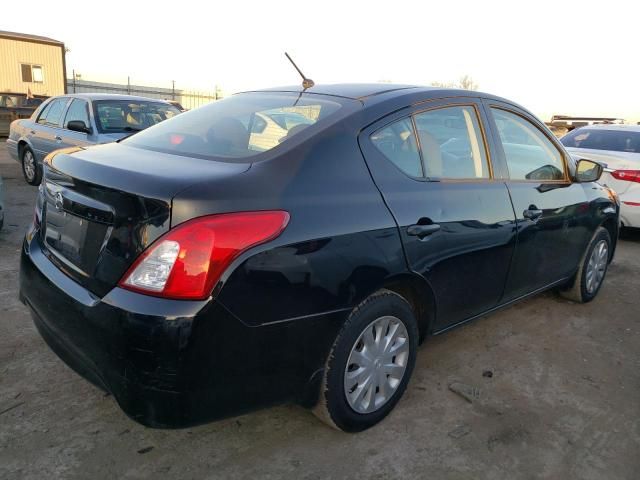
left=20, top=84, right=619, bottom=432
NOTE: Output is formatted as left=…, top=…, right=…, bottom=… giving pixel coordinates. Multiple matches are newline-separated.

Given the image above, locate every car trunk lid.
left=39, top=143, right=250, bottom=297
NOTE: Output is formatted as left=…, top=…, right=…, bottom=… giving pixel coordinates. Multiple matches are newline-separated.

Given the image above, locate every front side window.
left=93, top=100, right=180, bottom=133
left=561, top=128, right=640, bottom=154
left=492, top=108, right=565, bottom=181
left=371, top=118, right=422, bottom=177
left=124, top=93, right=344, bottom=160
left=64, top=99, right=91, bottom=129
left=414, top=106, right=490, bottom=179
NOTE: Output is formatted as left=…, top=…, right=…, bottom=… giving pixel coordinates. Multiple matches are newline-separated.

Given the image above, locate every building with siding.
left=0, top=31, right=66, bottom=97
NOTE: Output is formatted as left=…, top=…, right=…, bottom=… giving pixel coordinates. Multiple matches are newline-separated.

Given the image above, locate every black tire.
left=21, top=146, right=41, bottom=186
left=560, top=227, right=611, bottom=303
left=313, top=289, right=419, bottom=432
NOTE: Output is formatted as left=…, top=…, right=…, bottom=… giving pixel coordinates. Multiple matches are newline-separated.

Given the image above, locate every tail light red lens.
left=611, top=170, right=640, bottom=183
left=119, top=211, right=290, bottom=300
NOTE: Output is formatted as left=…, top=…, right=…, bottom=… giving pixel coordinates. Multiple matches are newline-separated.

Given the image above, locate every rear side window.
left=561, top=128, right=640, bottom=153
left=64, top=99, right=90, bottom=129
left=414, top=106, right=489, bottom=179
left=36, top=101, right=53, bottom=124
left=37, top=98, right=67, bottom=127
left=371, top=118, right=423, bottom=177
left=492, top=108, right=565, bottom=181
left=124, top=93, right=343, bottom=160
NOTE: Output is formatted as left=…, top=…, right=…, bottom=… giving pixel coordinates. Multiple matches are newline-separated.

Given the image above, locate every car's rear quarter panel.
left=173, top=118, right=409, bottom=329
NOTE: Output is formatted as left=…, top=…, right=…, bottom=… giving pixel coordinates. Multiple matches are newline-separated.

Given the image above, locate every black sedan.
left=20, top=84, right=619, bottom=432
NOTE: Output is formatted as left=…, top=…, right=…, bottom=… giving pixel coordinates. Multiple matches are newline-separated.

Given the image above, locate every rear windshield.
left=123, top=92, right=343, bottom=160
left=561, top=128, right=640, bottom=153
left=93, top=100, right=180, bottom=133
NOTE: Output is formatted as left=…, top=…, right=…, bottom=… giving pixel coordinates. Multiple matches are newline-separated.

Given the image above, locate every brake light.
left=610, top=170, right=640, bottom=183
left=119, top=211, right=290, bottom=300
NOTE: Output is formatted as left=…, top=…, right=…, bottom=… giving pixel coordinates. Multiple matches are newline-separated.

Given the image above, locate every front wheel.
left=560, top=227, right=612, bottom=303
left=313, top=289, right=418, bottom=432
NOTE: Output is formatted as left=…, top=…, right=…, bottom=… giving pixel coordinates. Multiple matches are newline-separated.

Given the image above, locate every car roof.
left=574, top=124, right=640, bottom=132
left=252, top=83, right=423, bottom=100
left=58, top=93, right=171, bottom=103
left=243, top=83, right=512, bottom=106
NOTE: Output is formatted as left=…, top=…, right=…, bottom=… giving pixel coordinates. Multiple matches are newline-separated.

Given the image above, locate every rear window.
left=93, top=100, right=180, bottom=133
left=561, top=128, right=640, bottom=153
left=123, top=92, right=343, bottom=160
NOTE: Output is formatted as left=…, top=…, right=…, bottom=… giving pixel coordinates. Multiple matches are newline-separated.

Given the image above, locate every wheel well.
left=601, top=217, right=618, bottom=261
left=18, top=140, right=28, bottom=157
left=383, top=274, right=436, bottom=343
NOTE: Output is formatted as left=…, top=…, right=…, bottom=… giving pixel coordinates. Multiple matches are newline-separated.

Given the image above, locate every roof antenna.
left=285, top=52, right=315, bottom=89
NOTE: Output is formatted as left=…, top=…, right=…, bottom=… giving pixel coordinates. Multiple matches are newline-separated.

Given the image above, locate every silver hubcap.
left=344, top=316, right=409, bottom=414
left=23, top=150, right=35, bottom=181
left=586, top=239, right=608, bottom=294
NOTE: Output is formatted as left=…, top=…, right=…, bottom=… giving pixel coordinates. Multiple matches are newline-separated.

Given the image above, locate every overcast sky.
left=4, top=0, right=639, bottom=121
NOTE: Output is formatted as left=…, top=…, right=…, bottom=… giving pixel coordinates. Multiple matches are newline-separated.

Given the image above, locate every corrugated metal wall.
left=0, top=38, right=65, bottom=96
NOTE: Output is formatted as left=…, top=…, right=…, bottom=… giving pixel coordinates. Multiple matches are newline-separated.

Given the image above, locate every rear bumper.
left=20, top=231, right=342, bottom=427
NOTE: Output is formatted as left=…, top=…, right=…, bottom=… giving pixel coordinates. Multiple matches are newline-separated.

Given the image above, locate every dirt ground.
left=1, top=142, right=639, bottom=480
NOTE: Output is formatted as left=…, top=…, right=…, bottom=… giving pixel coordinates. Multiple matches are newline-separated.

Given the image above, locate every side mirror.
left=67, top=120, right=91, bottom=134
left=575, top=159, right=603, bottom=183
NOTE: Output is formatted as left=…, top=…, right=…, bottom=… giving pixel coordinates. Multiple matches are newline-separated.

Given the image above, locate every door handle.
left=407, top=223, right=441, bottom=238
left=523, top=208, right=543, bottom=220
left=30, top=130, right=36, bottom=135
left=55, top=135, right=62, bottom=142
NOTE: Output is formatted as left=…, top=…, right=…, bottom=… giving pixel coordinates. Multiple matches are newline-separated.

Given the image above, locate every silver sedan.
left=6, top=93, right=181, bottom=185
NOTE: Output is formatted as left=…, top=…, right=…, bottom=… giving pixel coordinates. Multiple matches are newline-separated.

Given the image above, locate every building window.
left=21, top=64, right=44, bottom=83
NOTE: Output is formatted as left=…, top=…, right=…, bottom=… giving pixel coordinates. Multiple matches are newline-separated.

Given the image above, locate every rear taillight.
left=611, top=170, right=640, bottom=183
left=119, top=211, right=290, bottom=300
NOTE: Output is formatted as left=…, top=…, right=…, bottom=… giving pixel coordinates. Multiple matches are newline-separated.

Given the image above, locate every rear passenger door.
left=483, top=101, right=592, bottom=300
left=31, top=97, right=70, bottom=160
left=360, top=98, right=517, bottom=331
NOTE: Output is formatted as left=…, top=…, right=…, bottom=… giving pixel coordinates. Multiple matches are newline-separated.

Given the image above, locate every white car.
left=248, top=111, right=314, bottom=151
left=561, top=124, right=640, bottom=228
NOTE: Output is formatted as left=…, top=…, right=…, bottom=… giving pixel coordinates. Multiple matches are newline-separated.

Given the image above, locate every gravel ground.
left=1, top=142, right=639, bottom=480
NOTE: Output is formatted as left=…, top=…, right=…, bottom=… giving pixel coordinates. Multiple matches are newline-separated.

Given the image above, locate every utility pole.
left=172, top=80, right=175, bottom=100
left=127, top=76, right=131, bottom=95
left=72, top=69, right=76, bottom=93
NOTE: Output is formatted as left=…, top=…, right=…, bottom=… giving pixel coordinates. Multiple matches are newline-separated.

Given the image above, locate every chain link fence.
left=66, top=77, right=220, bottom=110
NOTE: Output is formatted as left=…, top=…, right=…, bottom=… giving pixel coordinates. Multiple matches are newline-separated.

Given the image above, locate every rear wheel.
left=21, top=146, right=41, bottom=186
left=560, top=227, right=611, bottom=303
left=313, top=289, right=418, bottom=432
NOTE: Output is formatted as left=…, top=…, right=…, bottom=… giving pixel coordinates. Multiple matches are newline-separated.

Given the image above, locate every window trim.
left=365, top=99, right=500, bottom=183
left=488, top=105, right=570, bottom=184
